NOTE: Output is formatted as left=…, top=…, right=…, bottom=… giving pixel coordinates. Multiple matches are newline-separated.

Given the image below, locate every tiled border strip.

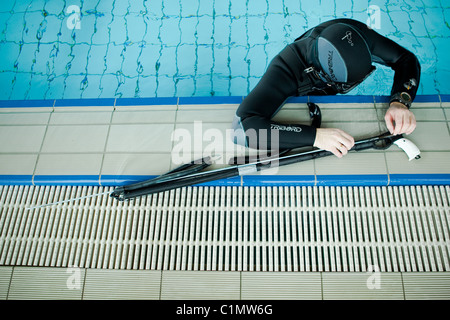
left=2, top=266, right=450, bottom=300
left=1, top=94, right=449, bottom=187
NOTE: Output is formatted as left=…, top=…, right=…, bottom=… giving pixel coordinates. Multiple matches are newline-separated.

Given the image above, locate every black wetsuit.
left=231, top=18, right=421, bottom=150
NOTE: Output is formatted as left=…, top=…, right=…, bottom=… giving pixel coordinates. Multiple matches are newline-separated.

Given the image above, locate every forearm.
left=389, top=51, right=421, bottom=107
left=238, top=115, right=317, bottom=150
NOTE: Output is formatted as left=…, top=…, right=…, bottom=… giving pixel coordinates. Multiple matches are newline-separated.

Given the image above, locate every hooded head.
left=316, top=23, right=372, bottom=83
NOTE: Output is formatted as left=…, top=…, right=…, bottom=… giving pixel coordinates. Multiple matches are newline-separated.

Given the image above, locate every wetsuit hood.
left=316, top=23, right=372, bottom=83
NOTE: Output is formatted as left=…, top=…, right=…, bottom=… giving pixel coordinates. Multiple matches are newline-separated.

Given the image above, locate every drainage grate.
left=0, top=185, right=449, bottom=272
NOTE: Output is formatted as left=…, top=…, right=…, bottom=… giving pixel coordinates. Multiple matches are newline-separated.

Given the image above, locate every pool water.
left=0, top=0, right=448, bottom=100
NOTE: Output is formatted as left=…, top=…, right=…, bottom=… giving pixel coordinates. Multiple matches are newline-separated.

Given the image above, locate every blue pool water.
left=0, top=0, right=449, bottom=100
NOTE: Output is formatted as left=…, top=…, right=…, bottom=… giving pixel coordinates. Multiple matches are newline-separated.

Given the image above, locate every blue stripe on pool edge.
left=33, top=175, right=101, bottom=186
left=194, top=176, right=242, bottom=187
left=115, top=97, right=178, bottom=106
left=178, top=96, right=244, bottom=105
left=242, top=175, right=315, bottom=186
left=316, top=174, right=389, bottom=186
left=54, top=98, right=115, bottom=107
left=2, top=174, right=450, bottom=187
left=101, top=175, right=242, bottom=187
left=0, top=100, right=54, bottom=108
left=439, top=94, right=450, bottom=102
left=0, top=175, right=34, bottom=185
left=100, top=175, right=156, bottom=186
left=412, top=95, right=441, bottom=102
left=308, top=95, right=375, bottom=103
left=1, top=94, right=445, bottom=109
left=389, top=174, right=450, bottom=186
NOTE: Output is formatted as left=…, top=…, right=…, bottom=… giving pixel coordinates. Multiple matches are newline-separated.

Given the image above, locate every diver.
left=231, top=18, right=421, bottom=158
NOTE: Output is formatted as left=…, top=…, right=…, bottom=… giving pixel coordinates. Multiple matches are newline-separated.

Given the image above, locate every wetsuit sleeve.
left=346, top=19, right=421, bottom=105
left=233, top=47, right=317, bottom=151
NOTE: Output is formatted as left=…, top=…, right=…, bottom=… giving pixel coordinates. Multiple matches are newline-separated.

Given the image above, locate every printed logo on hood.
left=341, top=31, right=354, bottom=46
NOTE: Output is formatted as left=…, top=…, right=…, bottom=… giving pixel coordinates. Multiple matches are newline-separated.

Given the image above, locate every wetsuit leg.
left=232, top=47, right=317, bottom=151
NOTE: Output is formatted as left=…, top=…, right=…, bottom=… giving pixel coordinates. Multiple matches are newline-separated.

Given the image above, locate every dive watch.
left=390, top=92, right=412, bottom=108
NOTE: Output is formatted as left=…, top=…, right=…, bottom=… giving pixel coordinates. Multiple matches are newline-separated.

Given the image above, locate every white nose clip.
left=393, top=138, right=421, bottom=161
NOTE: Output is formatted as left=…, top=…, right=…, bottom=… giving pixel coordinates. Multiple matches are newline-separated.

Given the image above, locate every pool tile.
left=173, top=122, right=238, bottom=154
left=320, top=107, right=378, bottom=122
left=176, top=107, right=237, bottom=123
left=0, top=125, right=47, bottom=153
left=411, top=108, right=445, bottom=121
left=410, top=102, right=442, bottom=108
left=386, top=151, right=450, bottom=175
left=0, top=267, right=13, bottom=300
left=319, top=121, right=382, bottom=140
left=403, top=273, right=450, bottom=300
left=376, top=100, right=441, bottom=111
left=8, top=267, right=84, bottom=300
left=405, top=122, right=450, bottom=151
left=0, top=112, right=50, bottom=125
left=112, top=109, right=177, bottom=124
left=106, top=124, right=175, bottom=153
left=444, top=108, right=450, bottom=119
left=322, top=272, right=404, bottom=300
left=263, top=156, right=315, bottom=176
left=41, top=125, right=109, bottom=153
left=376, top=107, right=445, bottom=122
left=318, top=102, right=377, bottom=109
left=83, top=269, right=161, bottom=300
left=101, top=153, right=172, bottom=176
left=49, top=111, right=113, bottom=125
left=34, top=154, right=103, bottom=176
left=0, top=154, right=38, bottom=175
left=160, top=271, right=240, bottom=300
left=241, top=272, right=322, bottom=300
left=314, top=152, right=387, bottom=175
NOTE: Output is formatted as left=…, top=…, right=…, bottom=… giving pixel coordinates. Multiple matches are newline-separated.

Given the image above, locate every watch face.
left=401, top=92, right=412, bottom=102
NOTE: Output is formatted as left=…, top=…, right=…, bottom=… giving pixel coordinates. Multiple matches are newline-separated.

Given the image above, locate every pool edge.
left=1, top=94, right=448, bottom=187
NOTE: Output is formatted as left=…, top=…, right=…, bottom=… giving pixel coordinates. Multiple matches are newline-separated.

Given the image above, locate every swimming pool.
left=0, top=0, right=448, bottom=100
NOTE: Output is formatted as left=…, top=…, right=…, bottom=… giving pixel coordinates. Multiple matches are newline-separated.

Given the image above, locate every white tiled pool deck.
left=0, top=95, right=449, bottom=187
left=1, top=266, right=450, bottom=300
left=0, top=94, right=449, bottom=300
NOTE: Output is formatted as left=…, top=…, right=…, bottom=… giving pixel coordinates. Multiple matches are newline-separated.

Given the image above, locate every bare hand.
left=313, top=128, right=355, bottom=158
left=384, top=102, right=416, bottom=135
